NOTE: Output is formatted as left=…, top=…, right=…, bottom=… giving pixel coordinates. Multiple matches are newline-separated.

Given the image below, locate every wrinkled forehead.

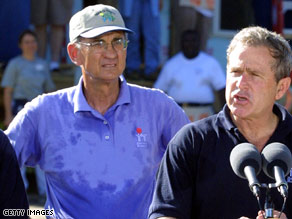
left=79, top=30, right=126, bottom=42
left=227, top=44, right=275, bottom=72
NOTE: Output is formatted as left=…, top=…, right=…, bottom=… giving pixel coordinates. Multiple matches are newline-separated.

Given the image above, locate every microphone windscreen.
left=261, top=142, right=292, bottom=178
left=230, top=143, right=262, bottom=179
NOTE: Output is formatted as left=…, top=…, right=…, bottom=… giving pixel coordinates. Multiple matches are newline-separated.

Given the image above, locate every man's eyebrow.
left=229, top=66, right=242, bottom=72
left=90, top=37, right=103, bottom=41
left=90, top=35, right=124, bottom=41
left=245, top=67, right=262, bottom=74
left=229, top=65, right=262, bottom=72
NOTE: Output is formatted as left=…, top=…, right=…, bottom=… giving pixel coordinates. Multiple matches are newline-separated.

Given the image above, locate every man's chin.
left=230, top=106, right=250, bottom=119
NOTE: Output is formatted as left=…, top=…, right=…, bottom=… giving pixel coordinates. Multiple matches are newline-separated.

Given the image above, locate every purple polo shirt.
left=5, top=76, right=189, bottom=219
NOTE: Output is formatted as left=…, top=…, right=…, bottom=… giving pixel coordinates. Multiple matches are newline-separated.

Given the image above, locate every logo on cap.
left=96, top=10, right=116, bottom=22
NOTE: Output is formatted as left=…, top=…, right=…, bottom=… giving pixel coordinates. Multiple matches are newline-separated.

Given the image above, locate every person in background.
left=5, top=4, right=189, bottom=219
left=30, top=0, right=73, bottom=71
left=154, top=29, right=225, bottom=122
left=1, top=29, right=56, bottom=127
left=83, top=0, right=118, bottom=8
left=0, top=129, right=29, bottom=218
left=119, top=0, right=162, bottom=80
left=149, top=26, right=292, bottom=219
left=170, top=0, right=214, bottom=55
left=1, top=29, right=55, bottom=202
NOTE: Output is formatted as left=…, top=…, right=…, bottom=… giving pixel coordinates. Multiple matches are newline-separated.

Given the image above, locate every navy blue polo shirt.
left=0, top=129, right=28, bottom=218
left=149, top=103, right=292, bottom=219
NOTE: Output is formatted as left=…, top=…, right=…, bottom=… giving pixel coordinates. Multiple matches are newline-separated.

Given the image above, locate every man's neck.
left=83, top=77, right=120, bottom=115
left=232, top=113, right=279, bottom=151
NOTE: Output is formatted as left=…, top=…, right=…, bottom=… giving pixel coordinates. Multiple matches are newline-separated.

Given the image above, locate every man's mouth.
left=233, top=94, right=249, bottom=104
left=102, top=64, right=116, bottom=68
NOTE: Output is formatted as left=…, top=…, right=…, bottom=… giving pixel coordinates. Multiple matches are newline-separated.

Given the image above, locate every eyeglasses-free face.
left=19, top=34, right=38, bottom=55
left=77, top=37, right=129, bottom=53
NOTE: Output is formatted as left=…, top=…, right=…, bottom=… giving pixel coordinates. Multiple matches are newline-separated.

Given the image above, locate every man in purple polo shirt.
left=5, top=4, right=189, bottom=219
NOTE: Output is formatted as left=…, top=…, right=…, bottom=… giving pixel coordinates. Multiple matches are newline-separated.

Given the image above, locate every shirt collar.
left=216, top=103, right=292, bottom=138
left=215, top=104, right=234, bottom=131
left=73, top=75, right=131, bottom=114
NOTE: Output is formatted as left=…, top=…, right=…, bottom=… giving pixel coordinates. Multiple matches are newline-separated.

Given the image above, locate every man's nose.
left=236, top=72, right=250, bottom=88
left=103, top=43, right=117, bottom=57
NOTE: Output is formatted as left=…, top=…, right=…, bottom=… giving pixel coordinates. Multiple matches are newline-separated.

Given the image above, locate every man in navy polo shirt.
left=149, top=26, right=292, bottom=219
left=4, top=4, right=189, bottom=219
left=0, top=130, right=28, bottom=217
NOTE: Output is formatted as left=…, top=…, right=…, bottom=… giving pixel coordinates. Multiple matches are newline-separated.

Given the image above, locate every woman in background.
left=1, top=29, right=55, bottom=126
left=1, top=29, right=55, bottom=201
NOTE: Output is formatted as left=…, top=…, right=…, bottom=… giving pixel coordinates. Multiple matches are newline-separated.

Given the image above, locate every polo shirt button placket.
left=103, top=120, right=110, bottom=141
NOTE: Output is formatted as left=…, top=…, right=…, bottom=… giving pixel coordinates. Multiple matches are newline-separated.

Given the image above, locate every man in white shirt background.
left=154, top=29, right=226, bottom=121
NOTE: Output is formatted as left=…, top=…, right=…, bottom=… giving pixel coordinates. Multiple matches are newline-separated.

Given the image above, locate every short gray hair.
left=227, top=26, right=292, bottom=82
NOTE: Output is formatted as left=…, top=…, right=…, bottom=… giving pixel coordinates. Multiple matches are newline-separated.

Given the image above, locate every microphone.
left=230, top=143, right=262, bottom=197
left=261, top=142, right=292, bottom=198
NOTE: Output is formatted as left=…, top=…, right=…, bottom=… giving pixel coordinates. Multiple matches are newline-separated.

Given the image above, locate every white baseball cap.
left=69, top=4, right=133, bottom=42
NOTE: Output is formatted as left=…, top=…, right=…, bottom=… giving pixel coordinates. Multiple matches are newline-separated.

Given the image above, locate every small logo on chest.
left=136, top=127, right=148, bottom=148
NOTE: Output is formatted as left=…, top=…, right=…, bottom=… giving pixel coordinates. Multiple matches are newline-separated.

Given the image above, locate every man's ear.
left=275, top=77, right=291, bottom=100
left=67, top=43, right=82, bottom=66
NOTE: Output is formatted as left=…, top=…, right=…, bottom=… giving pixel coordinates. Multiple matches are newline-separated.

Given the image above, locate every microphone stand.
left=261, top=183, right=280, bottom=219
left=264, top=187, right=274, bottom=218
